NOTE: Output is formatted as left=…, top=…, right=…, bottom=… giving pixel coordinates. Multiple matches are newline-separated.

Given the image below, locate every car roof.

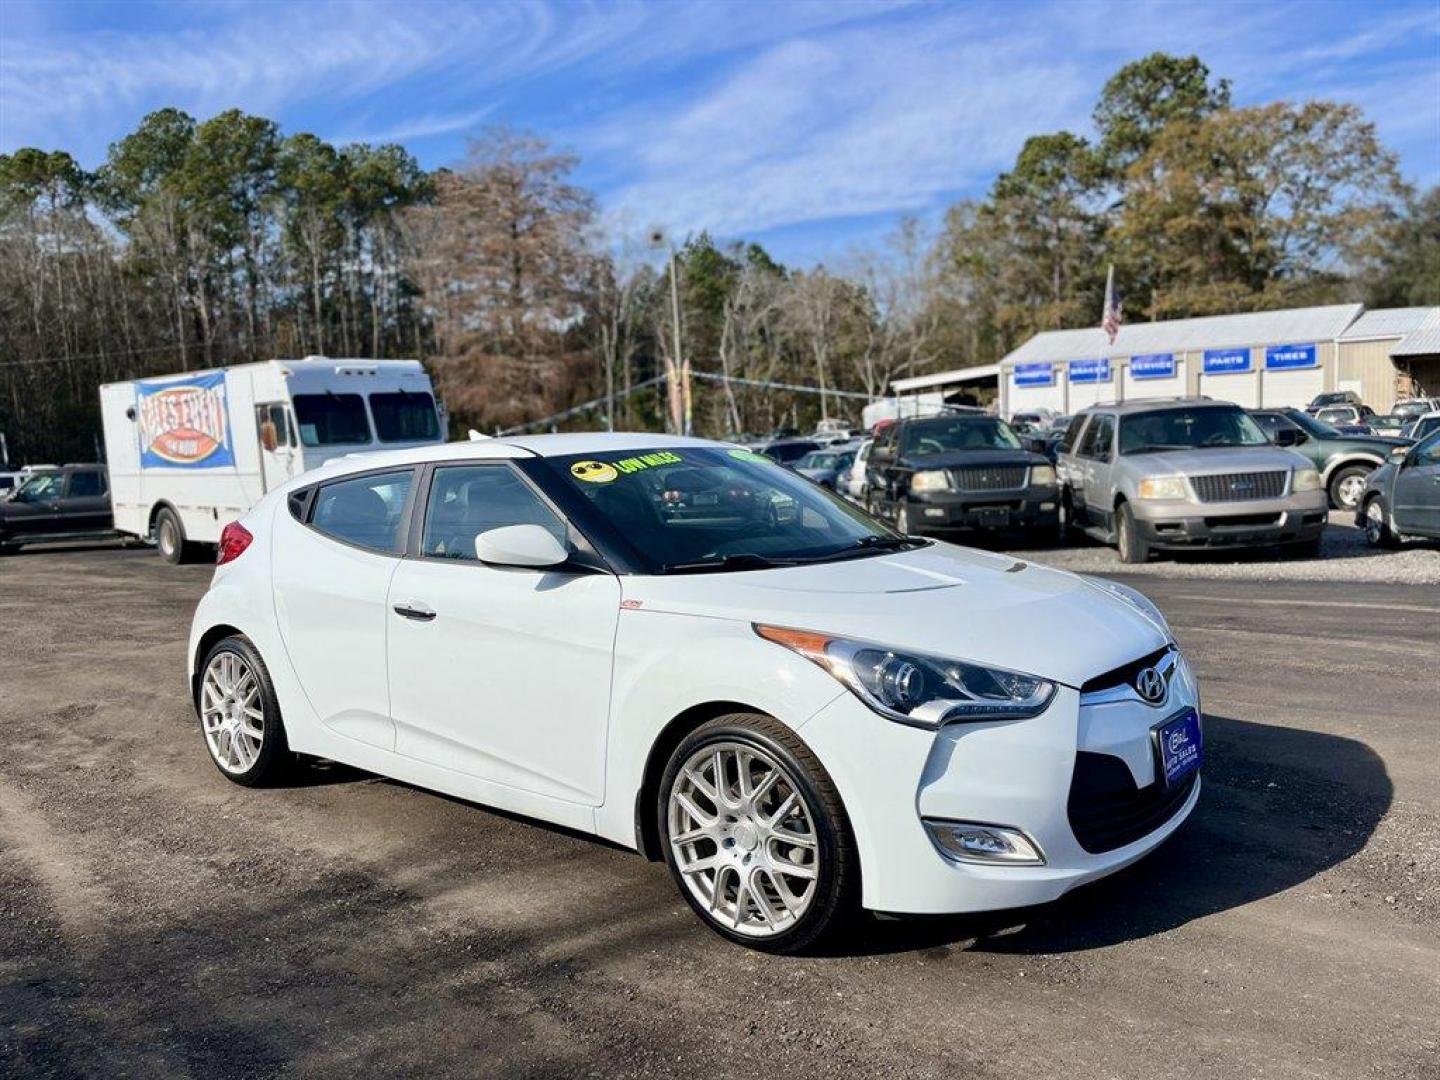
left=1075, top=397, right=1232, bottom=417
left=312, top=432, right=729, bottom=477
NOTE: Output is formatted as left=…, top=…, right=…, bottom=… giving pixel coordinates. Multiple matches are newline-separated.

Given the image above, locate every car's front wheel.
left=198, top=636, right=295, bottom=786
left=1328, top=464, right=1370, bottom=511
left=1363, top=496, right=1399, bottom=549
left=659, top=714, right=857, bottom=953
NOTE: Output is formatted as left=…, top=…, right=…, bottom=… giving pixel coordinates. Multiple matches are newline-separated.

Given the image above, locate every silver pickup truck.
left=1056, top=398, right=1328, bottom=563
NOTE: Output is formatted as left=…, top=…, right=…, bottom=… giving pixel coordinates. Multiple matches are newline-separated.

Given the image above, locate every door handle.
left=393, top=602, right=436, bottom=622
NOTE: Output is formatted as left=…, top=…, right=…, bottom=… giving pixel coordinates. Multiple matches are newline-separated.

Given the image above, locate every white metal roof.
left=1339, top=307, right=1439, bottom=341
left=998, top=303, right=1364, bottom=366
left=890, top=364, right=1000, bottom=393
left=1391, top=309, right=1440, bottom=357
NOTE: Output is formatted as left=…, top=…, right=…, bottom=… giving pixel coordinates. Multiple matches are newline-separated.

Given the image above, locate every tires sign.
left=1265, top=343, right=1318, bottom=370
left=137, top=372, right=236, bottom=469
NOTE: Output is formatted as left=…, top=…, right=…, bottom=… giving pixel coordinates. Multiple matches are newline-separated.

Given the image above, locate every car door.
left=385, top=462, right=622, bottom=806
left=866, top=426, right=899, bottom=511
left=271, top=467, right=417, bottom=750
left=4, top=472, right=65, bottom=536
left=60, top=468, right=112, bottom=533
left=1392, top=433, right=1440, bottom=536
left=1083, top=414, right=1118, bottom=526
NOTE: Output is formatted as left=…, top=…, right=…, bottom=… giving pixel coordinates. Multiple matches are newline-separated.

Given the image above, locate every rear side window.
left=370, top=392, right=440, bottom=443
left=310, top=471, right=414, bottom=554
left=293, top=394, right=372, bottom=447
left=421, top=465, right=567, bottom=559
left=67, top=470, right=106, bottom=497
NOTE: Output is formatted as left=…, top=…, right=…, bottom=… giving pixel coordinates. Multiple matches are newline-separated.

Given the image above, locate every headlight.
left=1293, top=468, right=1322, bottom=492
left=910, top=470, right=951, bottom=493
left=1083, top=577, right=1171, bottom=636
left=1136, top=476, right=1187, bottom=500
left=1030, top=464, right=1056, bottom=486
left=754, top=625, right=1056, bottom=728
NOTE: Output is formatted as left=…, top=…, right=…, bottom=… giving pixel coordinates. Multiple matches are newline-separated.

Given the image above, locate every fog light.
left=923, top=820, right=1046, bottom=865
left=923, top=507, right=945, bottom=517
left=1040, top=501, right=1055, bottom=511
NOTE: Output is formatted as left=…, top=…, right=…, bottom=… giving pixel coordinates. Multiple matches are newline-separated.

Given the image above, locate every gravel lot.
left=1005, top=511, right=1440, bottom=583
left=1, top=545, right=1437, bottom=1079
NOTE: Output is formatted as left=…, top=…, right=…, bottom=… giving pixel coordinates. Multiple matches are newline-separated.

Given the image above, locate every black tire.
left=658, top=713, right=859, bottom=954
left=895, top=502, right=913, bottom=535
left=1362, top=495, right=1399, bottom=549
left=1059, top=487, right=1083, bottom=541
left=1290, top=535, right=1324, bottom=559
left=197, top=635, right=296, bottom=787
left=154, top=506, right=194, bottom=565
left=1327, top=464, right=1371, bottom=511
left=1115, top=501, right=1150, bottom=564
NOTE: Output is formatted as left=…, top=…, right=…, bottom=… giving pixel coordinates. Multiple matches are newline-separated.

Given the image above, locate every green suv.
left=1249, top=408, right=1412, bottom=511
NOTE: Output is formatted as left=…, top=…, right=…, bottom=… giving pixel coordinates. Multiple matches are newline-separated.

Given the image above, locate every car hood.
left=1333, top=434, right=1411, bottom=450
left=901, top=449, right=1044, bottom=470
left=1121, top=445, right=1308, bottom=474
left=626, top=543, right=1168, bottom=688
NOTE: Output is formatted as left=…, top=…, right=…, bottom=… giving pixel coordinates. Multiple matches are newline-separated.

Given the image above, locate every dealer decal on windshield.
left=570, top=450, right=683, bottom=483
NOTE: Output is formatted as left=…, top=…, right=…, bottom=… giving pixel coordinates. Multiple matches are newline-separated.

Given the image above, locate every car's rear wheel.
left=198, top=636, right=295, bottom=786
left=1363, top=496, right=1399, bottom=549
left=659, top=714, right=857, bottom=954
left=1116, top=501, right=1149, bottom=564
left=1328, top=465, right=1370, bottom=511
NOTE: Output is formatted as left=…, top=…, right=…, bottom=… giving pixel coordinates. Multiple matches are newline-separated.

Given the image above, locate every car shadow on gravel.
left=837, top=713, right=1392, bottom=958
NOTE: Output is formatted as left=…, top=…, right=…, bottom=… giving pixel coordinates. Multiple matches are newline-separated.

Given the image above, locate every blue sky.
left=2, top=0, right=1437, bottom=265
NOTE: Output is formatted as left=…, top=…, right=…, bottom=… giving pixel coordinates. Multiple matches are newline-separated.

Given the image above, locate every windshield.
left=14, top=473, right=63, bottom=500
left=1277, top=410, right=1341, bottom=438
left=370, top=391, right=440, bottom=443
left=797, top=452, right=839, bottom=469
left=1119, top=407, right=1268, bottom=454
left=545, top=446, right=909, bottom=574
left=293, top=393, right=372, bottom=446
left=901, top=417, right=1021, bottom=455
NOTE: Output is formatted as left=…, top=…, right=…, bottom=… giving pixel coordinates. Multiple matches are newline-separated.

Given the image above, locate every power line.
left=0, top=341, right=192, bottom=370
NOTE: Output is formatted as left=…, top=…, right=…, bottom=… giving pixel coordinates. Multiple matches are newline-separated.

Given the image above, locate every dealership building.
left=976, top=303, right=1440, bottom=418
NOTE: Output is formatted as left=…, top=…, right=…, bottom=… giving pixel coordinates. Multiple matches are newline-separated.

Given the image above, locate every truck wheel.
left=154, top=507, right=193, bottom=565
left=1116, top=502, right=1150, bottom=564
left=1327, top=465, right=1370, bottom=511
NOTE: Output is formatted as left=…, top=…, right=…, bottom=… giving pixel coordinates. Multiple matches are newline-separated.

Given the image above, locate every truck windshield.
left=293, top=394, right=372, bottom=446
left=370, top=392, right=440, bottom=442
left=1119, top=407, right=1268, bottom=454
left=901, top=417, right=1021, bottom=455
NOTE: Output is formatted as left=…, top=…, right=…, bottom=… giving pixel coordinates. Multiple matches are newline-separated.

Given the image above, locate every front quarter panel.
left=593, top=608, right=846, bottom=850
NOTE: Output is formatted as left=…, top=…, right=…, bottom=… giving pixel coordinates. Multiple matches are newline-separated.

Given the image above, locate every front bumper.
left=906, top=485, right=1059, bottom=534
left=798, top=654, right=1201, bottom=915
left=1132, top=489, right=1327, bottom=550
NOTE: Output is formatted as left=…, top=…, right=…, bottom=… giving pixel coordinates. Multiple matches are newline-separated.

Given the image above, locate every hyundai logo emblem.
left=1135, top=666, right=1166, bottom=704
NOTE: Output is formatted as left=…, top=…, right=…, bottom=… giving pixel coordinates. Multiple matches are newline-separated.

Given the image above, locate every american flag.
left=1101, top=264, right=1122, bottom=344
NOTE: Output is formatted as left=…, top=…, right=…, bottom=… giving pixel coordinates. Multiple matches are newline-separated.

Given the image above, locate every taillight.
left=217, top=522, right=253, bottom=565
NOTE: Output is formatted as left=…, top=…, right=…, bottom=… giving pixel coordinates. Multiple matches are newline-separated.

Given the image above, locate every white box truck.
left=100, top=357, right=445, bottom=562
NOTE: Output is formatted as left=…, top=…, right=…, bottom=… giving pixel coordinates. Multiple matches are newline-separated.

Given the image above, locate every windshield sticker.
left=571, top=460, right=620, bottom=483
left=727, top=448, right=771, bottom=464
left=571, top=451, right=684, bottom=483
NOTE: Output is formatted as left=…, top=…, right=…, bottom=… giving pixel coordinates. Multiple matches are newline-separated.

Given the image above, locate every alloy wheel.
left=200, top=651, right=265, bottom=774
left=1336, top=474, right=1367, bottom=510
left=667, top=741, right=820, bottom=938
left=1364, top=500, right=1386, bottom=544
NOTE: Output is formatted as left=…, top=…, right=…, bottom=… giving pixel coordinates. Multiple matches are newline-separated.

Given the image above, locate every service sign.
left=1068, top=358, right=1111, bottom=384
left=1014, top=363, right=1054, bottom=387
left=1265, top=342, right=1318, bottom=370
left=1203, top=348, right=1251, bottom=375
left=137, top=372, right=235, bottom=469
left=1130, top=353, right=1176, bottom=379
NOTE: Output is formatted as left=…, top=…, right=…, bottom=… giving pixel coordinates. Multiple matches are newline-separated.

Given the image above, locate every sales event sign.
left=1129, top=353, right=1176, bottom=379
left=137, top=372, right=235, bottom=469
left=1265, top=342, right=1318, bottom=370
left=1014, top=363, right=1054, bottom=387
left=1203, top=348, right=1251, bottom=375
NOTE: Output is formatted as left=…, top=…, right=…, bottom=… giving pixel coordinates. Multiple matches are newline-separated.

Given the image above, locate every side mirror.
left=1389, top=446, right=1410, bottom=463
left=1274, top=428, right=1302, bottom=447
left=474, top=524, right=570, bottom=569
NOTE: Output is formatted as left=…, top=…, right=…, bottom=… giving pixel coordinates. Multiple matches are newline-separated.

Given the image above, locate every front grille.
left=951, top=465, right=1026, bottom=491
left=1190, top=470, right=1286, bottom=503
left=1067, top=750, right=1197, bottom=854
left=1079, top=645, right=1172, bottom=696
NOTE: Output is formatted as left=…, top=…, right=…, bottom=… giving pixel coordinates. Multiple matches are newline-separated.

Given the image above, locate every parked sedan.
left=0, top=464, right=114, bottom=553
left=188, top=434, right=1201, bottom=953
left=1356, top=429, right=1440, bottom=547
left=793, top=447, right=857, bottom=490
left=1249, top=407, right=1412, bottom=510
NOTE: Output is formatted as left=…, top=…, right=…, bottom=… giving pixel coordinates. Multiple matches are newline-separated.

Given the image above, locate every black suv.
left=0, top=465, right=114, bottom=553
left=865, top=414, right=1058, bottom=538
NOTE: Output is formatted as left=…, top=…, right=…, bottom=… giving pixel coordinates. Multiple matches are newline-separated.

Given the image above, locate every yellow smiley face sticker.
left=570, top=460, right=619, bottom=484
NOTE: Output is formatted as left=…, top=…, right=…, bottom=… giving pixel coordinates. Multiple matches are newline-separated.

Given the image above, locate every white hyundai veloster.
left=189, top=433, right=1202, bottom=952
